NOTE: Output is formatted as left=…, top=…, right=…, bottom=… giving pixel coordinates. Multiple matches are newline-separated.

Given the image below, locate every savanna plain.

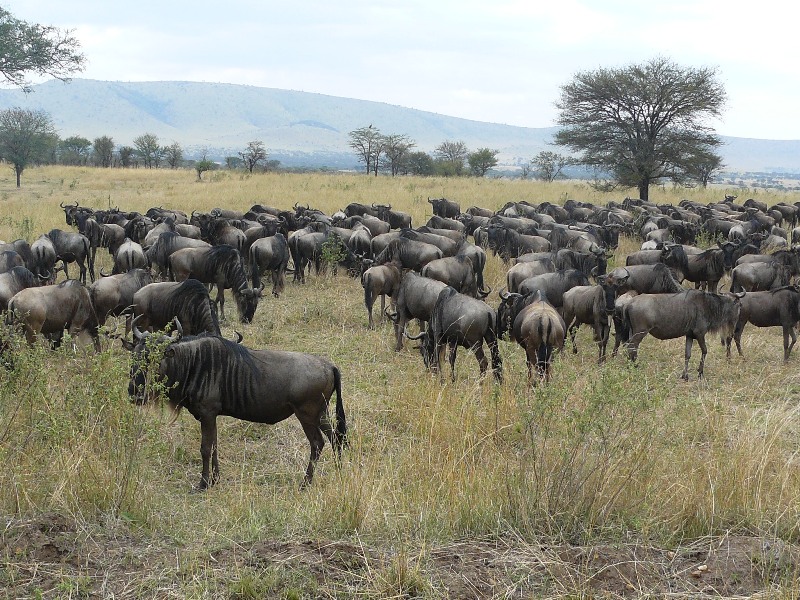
left=2, top=166, right=800, bottom=598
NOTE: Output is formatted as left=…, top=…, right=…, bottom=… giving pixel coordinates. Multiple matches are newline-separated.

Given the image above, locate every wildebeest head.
left=234, top=284, right=264, bottom=324
left=497, top=289, right=525, bottom=339
left=404, top=325, right=435, bottom=371
left=126, top=317, right=183, bottom=405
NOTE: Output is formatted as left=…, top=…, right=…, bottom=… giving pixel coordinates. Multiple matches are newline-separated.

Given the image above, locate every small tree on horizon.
left=530, top=150, right=574, bottom=182
left=468, top=148, right=499, bottom=177
left=93, top=135, right=114, bottom=167
left=434, top=140, right=469, bottom=176
left=348, top=125, right=384, bottom=175
left=0, top=107, right=58, bottom=187
left=239, top=140, right=267, bottom=173
left=163, top=141, right=184, bottom=169
left=133, top=133, right=163, bottom=168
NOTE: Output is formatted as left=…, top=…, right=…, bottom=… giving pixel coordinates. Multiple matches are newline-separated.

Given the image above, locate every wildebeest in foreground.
left=127, top=326, right=347, bottom=489
left=622, top=289, right=743, bottom=380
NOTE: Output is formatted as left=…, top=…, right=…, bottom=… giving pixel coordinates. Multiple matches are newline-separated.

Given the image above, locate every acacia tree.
left=468, top=148, right=499, bottom=177
left=239, top=140, right=267, bottom=173
left=348, top=125, right=384, bottom=175
left=133, top=133, right=163, bottom=168
left=530, top=151, right=574, bottom=182
left=163, top=141, right=183, bottom=169
left=0, top=107, right=58, bottom=187
left=93, top=135, right=114, bottom=167
left=554, top=56, right=726, bottom=200
left=58, top=135, right=91, bottom=165
left=0, top=7, right=86, bottom=92
left=380, top=133, right=415, bottom=176
left=434, top=140, right=469, bottom=176
left=118, top=145, right=135, bottom=168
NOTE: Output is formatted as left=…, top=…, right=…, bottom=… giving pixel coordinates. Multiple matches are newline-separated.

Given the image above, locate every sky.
left=6, top=0, right=800, bottom=140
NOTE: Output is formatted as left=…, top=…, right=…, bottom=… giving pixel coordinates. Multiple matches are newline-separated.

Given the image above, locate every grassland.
left=2, top=166, right=800, bottom=598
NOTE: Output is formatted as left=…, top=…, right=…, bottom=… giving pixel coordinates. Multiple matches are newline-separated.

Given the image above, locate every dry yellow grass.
left=2, top=165, right=800, bottom=597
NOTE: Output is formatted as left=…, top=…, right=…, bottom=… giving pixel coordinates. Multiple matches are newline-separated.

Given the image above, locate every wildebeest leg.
left=449, top=340, right=461, bottom=381
left=695, top=334, right=708, bottom=379
left=784, top=325, right=797, bottom=361
left=215, top=287, right=226, bottom=321
left=625, top=331, right=647, bottom=363
left=378, top=294, right=385, bottom=326
left=61, top=260, right=69, bottom=281
left=198, top=417, right=219, bottom=490
left=568, top=323, right=579, bottom=354
left=597, top=319, right=609, bottom=364
left=487, top=333, right=502, bottom=382
left=318, top=410, right=341, bottom=463
left=300, top=422, right=325, bottom=486
left=472, top=342, right=488, bottom=380
left=732, top=320, right=746, bottom=358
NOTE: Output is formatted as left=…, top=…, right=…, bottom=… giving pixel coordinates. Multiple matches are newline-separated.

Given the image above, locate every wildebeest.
left=249, top=233, right=290, bottom=298
left=373, top=237, right=443, bottom=272
left=622, top=289, right=742, bottom=380
left=145, top=231, right=211, bottom=277
left=407, top=286, right=502, bottom=381
left=89, top=268, right=153, bottom=327
left=497, top=290, right=565, bottom=383
left=47, top=228, right=93, bottom=284
left=127, top=328, right=347, bottom=489
left=561, top=284, right=612, bottom=363
left=506, top=258, right=555, bottom=293
left=660, top=243, right=725, bottom=292
left=729, top=261, right=790, bottom=292
left=517, top=269, right=590, bottom=309
left=0, top=251, right=24, bottom=274
left=113, top=238, right=148, bottom=274
left=131, top=279, right=221, bottom=336
left=7, top=279, right=100, bottom=351
left=0, top=266, right=45, bottom=312
left=724, top=287, right=800, bottom=361
left=388, top=271, right=449, bottom=351
left=428, top=197, right=461, bottom=219
left=30, top=234, right=58, bottom=281
left=169, top=245, right=262, bottom=323
left=603, top=263, right=684, bottom=295
left=0, top=239, right=33, bottom=270
left=361, top=260, right=402, bottom=329
left=421, top=255, right=488, bottom=298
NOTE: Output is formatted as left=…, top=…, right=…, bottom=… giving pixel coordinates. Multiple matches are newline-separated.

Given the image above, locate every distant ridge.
left=0, top=78, right=797, bottom=172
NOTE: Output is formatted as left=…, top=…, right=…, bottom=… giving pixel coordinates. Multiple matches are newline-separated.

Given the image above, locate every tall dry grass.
left=2, top=165, right=800, bottom=594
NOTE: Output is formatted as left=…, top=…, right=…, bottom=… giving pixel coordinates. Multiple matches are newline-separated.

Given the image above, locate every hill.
left=0, top=78, right=796, bottom=172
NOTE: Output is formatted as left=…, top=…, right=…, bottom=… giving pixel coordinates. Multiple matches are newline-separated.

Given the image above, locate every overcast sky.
left=7, top=0, right=799, bottom=140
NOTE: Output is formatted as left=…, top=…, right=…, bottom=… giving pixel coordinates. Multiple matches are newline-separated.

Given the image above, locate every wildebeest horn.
left=230, top=331, right=244, bottom=344
left=478, top=286, right=492, bottom=299
left=404, top=327, right=426, bottom=340
left=38, top=270, right=51, bottom=281
left=172, top=317, right=183, bottom=339
left=59, top=201, right=66, bottom=208
left=131, top=315, right=145, bottom=341
left=498, top=288, right=511, bottom=301
left=191, top=210, right=198, bottom=217
left=99, top=268, right=112, bottom=277
left=210, top=208, right=221, bottom=217
left=384, top=307, right=399, bottom=323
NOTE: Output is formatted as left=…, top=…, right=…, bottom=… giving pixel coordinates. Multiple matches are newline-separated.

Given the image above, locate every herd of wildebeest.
left=2, top=193, right=800, bottom=488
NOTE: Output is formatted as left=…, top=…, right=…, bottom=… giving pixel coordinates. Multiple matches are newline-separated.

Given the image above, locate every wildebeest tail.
left=363, top=272, right=374, bottom=309
left=536, top=317, right=550, bottom=367
left=333, top=366, right=347, bottom=448
left=84, top=236, right=94, bottom=282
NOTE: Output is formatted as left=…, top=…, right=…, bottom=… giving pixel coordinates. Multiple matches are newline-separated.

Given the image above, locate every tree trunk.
left=15, top=166, right=21, bottom=188
left=638, top=178, right=649, bottom=201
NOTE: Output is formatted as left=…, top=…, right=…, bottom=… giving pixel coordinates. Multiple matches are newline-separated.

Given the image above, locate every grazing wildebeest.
left=89, top=268, right=153, bottom=327
left=7, top=279, right=100, bottom=351
left=249, top=233, right=290, bottom=298
left=517, top=269, right=590, bottom=310
left=610, top=290, right=638, bottom=357
left=132, top=279, right=221, bottom=336
left=361, top=260, right=402, bottom=329
left=0, top=267, right=45, bottom=312
left=47, top=229, right=93, bottom=284
left=169, top=245, right=262, bottom=323
left=373, top=237, right=443, bottom=272
left=406, top=286, right=502, bottom=381
left=30, top=234, right=58, bottom=281
left=603, top=263, right=684, bottom=295
left=561, top=284, right=612, bottom=363
left=622, top=289, right=743, bottom=380
left=506, top=258, right=555, bottom=293
left=127, top=328, right=347, bottom=489
left=660, top=243, right=725, bottom=292
left=421, top=255, right=488, bottom=298
left=723, top=286, right=800, bottom=361
left=428, top=197, right=461, bottom=219
left=497, top=290, right=565, bottom=384
left=145, top=231, right=211, bottom=277
left=388, top=271, right=449, bottom=351
left=729, top=261, right=790, bottom=292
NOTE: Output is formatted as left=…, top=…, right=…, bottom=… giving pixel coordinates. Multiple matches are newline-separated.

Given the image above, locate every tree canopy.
left=0, top=107, right=58, bottom=187
left=239, top=140, right=267, bottom=173
left=0, top=7, right=86, bottom=92
left=467, top=148, right=499, bottom=177
left=554, top=56, right=726, bottom=200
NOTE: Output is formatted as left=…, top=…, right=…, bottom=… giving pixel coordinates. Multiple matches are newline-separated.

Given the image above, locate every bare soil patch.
left=1, top=513, right=797, bottom=598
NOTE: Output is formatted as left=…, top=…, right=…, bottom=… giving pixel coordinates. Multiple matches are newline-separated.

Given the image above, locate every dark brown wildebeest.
left=0, top=251, right=24, bottom=274
left=131, top=279, right=221, bottom=336
left=622, top=289, right=743, bottom=380
left=497, top=290, right=565, bottom=384
left=428, top=197, right=461, bottom=219
left=373, top=237, right=443, bottom=272
left=724, top=286, right=800, bottom=361
left=7, top=279, right=100, bottom=351
left=249, top=233, right=290, bottom=298
left=89, top=268, right=153, bottom=328
left=603, top=263, right=684, bottom=295
left=517, top=269, right=590, bottom=310
left=361, top=260, right=402, bottom=329
left=421, top=255, right=488, bottom=298
left=47, top=228, right=94, bottom=284
left=406, top=286, right=502, bottom=382
left=729, top=261, right=790, bottom=292
left=127, top=327, right=346, bottom=489
left=113, top=238, right=148, bottom=274
left=660, top=243, right=726, bottom=293
left=387, top=271, right=448, bottom=351
left=0, top=266, right=45, bottom=312
left=561, top=284, right=612, bottom=363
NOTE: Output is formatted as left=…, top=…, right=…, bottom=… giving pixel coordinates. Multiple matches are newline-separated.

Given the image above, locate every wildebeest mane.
left=162, top=279, right=221, bottom=335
